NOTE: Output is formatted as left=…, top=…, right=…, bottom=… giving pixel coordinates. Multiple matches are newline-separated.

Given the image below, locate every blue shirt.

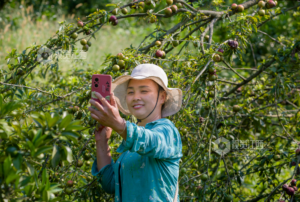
left=91, top=118, right=183, bottom=202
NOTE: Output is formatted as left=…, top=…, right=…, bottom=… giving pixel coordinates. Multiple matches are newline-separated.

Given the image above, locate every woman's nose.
left=133, top=92, right=141, bottom=101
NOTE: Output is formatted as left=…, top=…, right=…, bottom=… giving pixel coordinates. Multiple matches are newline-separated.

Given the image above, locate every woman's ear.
left=160, top=90, right=167, bottom=104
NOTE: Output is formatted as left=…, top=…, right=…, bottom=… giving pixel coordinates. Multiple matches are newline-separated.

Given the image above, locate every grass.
left=0, top=4, right=169, bottom=72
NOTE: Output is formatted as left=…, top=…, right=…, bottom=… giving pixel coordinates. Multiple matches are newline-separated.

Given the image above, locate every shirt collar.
left=145, top=118, right=167, bottom=128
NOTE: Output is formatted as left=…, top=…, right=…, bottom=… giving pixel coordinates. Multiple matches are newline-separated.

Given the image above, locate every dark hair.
left=158, top=84, right=167, bottom=111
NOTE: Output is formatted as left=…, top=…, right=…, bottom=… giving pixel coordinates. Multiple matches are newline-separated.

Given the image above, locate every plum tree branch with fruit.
left=1, top=0, right=300, bottom=201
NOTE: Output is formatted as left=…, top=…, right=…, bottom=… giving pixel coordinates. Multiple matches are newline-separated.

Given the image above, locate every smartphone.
left=91, top=74, right=112, bottom=130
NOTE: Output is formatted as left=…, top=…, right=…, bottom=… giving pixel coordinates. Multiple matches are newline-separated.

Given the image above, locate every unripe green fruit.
left=113, top=65, right=120, bottom=71
left=200, top=174, right=208, bottom=181
left=166, top=0, right=173, bottom=6
left=237, top=5, right=244, bottom=12
left=83, top=153, right=91, bottom=160
left=224, top=194, right=233, bottom=202
left=118, top=60, right=125, bottom=67
left=138, top=2, right=145, bottom=8
left=6, top=146, right=18, bottom=157
left=82, top=45, right=89, bottom=52
left=274, top=154, right=281, bottom=161
left=145, top=0, right=152, bottom=5
left=150, top=16, right=157, bottom=23
left=112, top=8, right=118, bottom=15
left=77, top=160, right=83, bottom=167
left=213, top=54, right=221, bottom=62
left=258, top=1, right=265, bottom=8
left=233, top=105, right=241, bottom=113
left=258, top=9, right=265, bottom=16
left=80, top=39, right=87, bottom=45
left=177, top=3, right=183, bottom=9
left=208, top=67, right=216, bottom=74
left=87, top=41, right=92, bottom=47
left=65, top=187, right=73, bottom=195
left=71, top=33, right=78, bottom=39
left=180, top=168, right=187, bottom=175
left=155, top=41, right=162, bottom=46
left=208, top=74, right=217, bottom=81
left=121, top=8, right=128, bottom=14
left=172, top=40, right=179, bottom=47
left=205, top=35, right=209, bottom=41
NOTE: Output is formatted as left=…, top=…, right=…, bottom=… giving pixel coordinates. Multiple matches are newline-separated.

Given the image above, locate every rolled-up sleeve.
left=116, top=121, right=182, bottom=160
left=91, top=158, right=115, bottom=194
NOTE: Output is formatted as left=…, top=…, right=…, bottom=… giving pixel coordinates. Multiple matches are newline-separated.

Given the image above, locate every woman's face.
left=126, top=79, right=166, bottom=120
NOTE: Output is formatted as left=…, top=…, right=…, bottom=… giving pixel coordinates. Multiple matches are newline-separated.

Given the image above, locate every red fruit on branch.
left=266, top=0, right=276, bottom=9
left=296, top=148, right=300, bottom=155
left=231, top=3, right=237, bottom=10
left=109, top=15, right=117, bottom=22
left=112, top=19, right=118, bottom=26
left=117, top=53, right=125, bottom=60
left=286, top=187, right=295, bottom=196
left=67, top=180, right=74, bottom=187
left=227, top=40, right=239, bottom=49
left=282, top=184, right=289, bottom=191
left=218, top=48, right=224, bottom=53
left=77, top=20, right=84, bottom=27
left=165, top=8, right=173, bottom=16
left=156, top=50, right=164, bottom=58
left=291, top=179, right=297, bottom=186
left=171, top=5, right=178, bottom=13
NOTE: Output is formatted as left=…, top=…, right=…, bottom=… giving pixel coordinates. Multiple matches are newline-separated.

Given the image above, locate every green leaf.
left=61, top=131, right=79, bottom=144
left=34, top=146, right=52, bottom=157
left=12, top=154, right=23, bottom=170
left=61, top=145, right=73, bottom=163
left=59, top=114, right=73, bottom=130
left=45, top=113, right=60, bottom=128
left=51, top=145, right=61, bottom=168
left=3, top=156, right=12, bottom=177
left=105, top=3, right=117, bottom=7
left=32, top=129, right=43, bottom=147
left=25, top=161, right=35, bottom=176
left=6, top=172, right=19, bottom=184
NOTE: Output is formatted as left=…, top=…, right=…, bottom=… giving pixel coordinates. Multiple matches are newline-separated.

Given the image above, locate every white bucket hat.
left=111, top=63, right=182, bottom=118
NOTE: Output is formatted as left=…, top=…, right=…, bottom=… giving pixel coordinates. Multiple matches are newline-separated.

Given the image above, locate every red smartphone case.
left=91, top=74, right=112, bottom=130
left=91, top=74, right=112, bottom=104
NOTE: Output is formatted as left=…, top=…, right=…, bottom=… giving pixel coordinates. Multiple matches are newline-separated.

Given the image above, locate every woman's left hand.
left=88, top=92, right=124, bottom=132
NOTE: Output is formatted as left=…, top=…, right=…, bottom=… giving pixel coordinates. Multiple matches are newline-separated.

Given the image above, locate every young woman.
left=88, top=63, right=183, bottom=202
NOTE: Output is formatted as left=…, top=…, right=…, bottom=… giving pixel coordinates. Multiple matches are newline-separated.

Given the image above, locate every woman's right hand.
left=94, top=126, right=112, bottom=143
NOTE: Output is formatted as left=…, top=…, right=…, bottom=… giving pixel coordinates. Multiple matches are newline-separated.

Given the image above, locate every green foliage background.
left=0, top=0, right=300, bottom=201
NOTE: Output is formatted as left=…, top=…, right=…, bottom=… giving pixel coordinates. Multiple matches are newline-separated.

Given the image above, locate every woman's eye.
left=141, top=91, right=148, bottom=93
left=127, top=92, right=133, bottom=94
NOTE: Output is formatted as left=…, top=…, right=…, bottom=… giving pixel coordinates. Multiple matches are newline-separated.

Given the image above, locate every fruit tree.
left=1, top=0, right=300, bottom=201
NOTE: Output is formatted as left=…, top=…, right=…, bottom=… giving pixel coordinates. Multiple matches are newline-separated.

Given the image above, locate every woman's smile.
left=132, top=104, right=144, bottom=109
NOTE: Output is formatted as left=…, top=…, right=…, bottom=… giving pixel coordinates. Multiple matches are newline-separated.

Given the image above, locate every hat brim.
left=111, top=75, right=182, bottom=118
